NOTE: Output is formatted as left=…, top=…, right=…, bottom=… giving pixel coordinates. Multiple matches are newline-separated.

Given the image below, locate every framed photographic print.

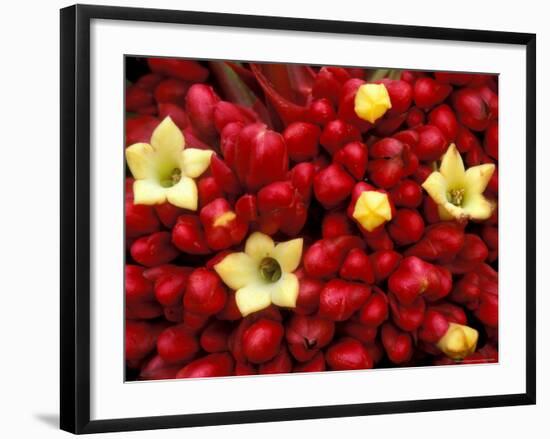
left=60, top=4, right=536, bottom=434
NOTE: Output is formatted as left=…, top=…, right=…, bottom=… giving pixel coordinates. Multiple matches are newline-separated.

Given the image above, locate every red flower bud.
left=185, top=83, right=220, bottom=141
left=381, top=322, right=413, bottom=364
left=294, top=270, right=324, bottom=315
left=319, top=279, right=371, bottom=321
left=312, top=67, right=351, bottom=104
left=373, top=113, right=407, bottom=137
left=139, top=354, right=183, bottom=380
left=183, top=310, right=209, bottom=331
left=147, top=57, right=209, bottom=82
left=150, top=266, right=190, bottom=306
left=216, top=292, right=242, bottom=321
left=126, top=85, right=153, bottom=112
left=428, top=104, right=458, bottom=143
left=235, top=362, right=257, bottom=376
left=444, top=234, right=488, bottom=274
left=481, top=225, right=498, bottom=262
left=322, top=210, right=353, bottom=238
left=294, top=352, right=326, bottom=373
left=455, top=125, right=481, bottom=153
left=242, top=319, right=284, bottom=364
left=172, top=215, right=210, bottom=255
left=283, top=121, right=321, bottom=161
left=286, top=315, right=335, bottom=362
left=357, top=287, right=389, bottom=327
left=176, top=353, right=234, bottom=378
left=388, top=256, right=451, bottom=305
left=369, top=250, right=402, bottom=282
left=342, top=321, right=378, bottom=343
left=405, top=223, right=465, bottom=261
left=213, top=101, right=256, bottom=133
left=153, top=202, right=185, bottom=228
left=126, top=320, right=166, bottom=361
left=235, top=194, right=258, bottom=223
left=158, top=102, right=189, bottom=130
left=258, top=181, right=294, bottom=212
left=390, top=179, right=423, bottom=208
left=378, top=79, right=413, bottom=115
left=198, top=176, right=223, bottom=207
left=154, top=79, right=189, bottom=106
left=184, top=268, right=227, bottom=316
left=134, top=73, right=163, bottom=91
left=233, top=123, right=289, bottom=191
left=126, top=115, right=159, bottom=147
left=130, top=231, right=179, bottom=267
left=290, top=162, right=315, bottom=203
left=319, top=119, right=361, bottom=155
left=333, top=141, right=369, bottom=180
left=368, top=138, right=418, bottom=188
left=157, top=324, right=199, bottom=363
left=484, top=120, right=498, bottom=160
left=126, top=302, right=163, bottom=320
left=306, top=98, right=336, bottom=126
left=339, top=248, right=375, bottom=284
left=413, top=77, right=452, bottom=109
left=210, top=155, right=241, bottom=195
left=418, top=309, right=450, bottom=343
left=406, top=107, right=426, bottom=128
left=125, top=265, right=154, bottom=304
left=200, top=198, right=248, bottom=250
left=313, top=163, right=355, bottom=208
left=326, top=338, right=373, bottom=370
left=388, top=208, right=425, bottom=246
left=389, top=293, right=426, bottom=331
left=337, top=79, right=372, bottom=131
left=304, top=235, right=365, bottom=279
left=452, top=87, right=497, bottom=131
left=259, top=347, right=293, bottom=374
left=414, top=125, right=447, bottom=161
left=200, top=320, right=231, bottom=353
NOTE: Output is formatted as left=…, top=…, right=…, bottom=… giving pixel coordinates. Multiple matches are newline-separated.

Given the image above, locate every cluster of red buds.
left=125, top=58, right=498, bottom=380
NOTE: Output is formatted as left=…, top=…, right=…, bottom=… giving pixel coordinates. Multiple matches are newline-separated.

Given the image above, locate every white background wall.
left=0, top=0, right=546, bottom=437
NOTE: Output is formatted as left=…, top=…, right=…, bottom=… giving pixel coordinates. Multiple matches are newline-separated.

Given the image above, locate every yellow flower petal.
left=125, top=143, right=155, bottom=179
left=245, top=232, right=275, bottom=262
left=164, top=176, right=198, bottom=210
left=436, top=323, right=478, bottom=360
left=214, top=252, right=259, bottom=290
left=272, top=238, right=303, bottom=273
left=422, top=172, right=449, bottom=205
left=180, top=148, right=214, bottom=178
left=269, top=272, right=299, bottom=308
left=133, top=179, right=167, bottom=205
left=150, top=117, right=185, bottom=160
left=462, top=193, right=495, bottom=220
left=437, top=204, right=457, bottom=221
left=235, top=282, right=273, bottom=317
left=352, top=191, right=392, bottom=232
left=354, top=83, right=392, bottom=124
left=439, top=144, right=465, bottom=188
left=464, top=163, right=495, bottom=195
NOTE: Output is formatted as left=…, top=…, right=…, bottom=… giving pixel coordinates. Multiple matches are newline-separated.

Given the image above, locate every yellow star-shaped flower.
left=125, top=116, right=213, bottom=210
left=354, top=83, right=392, bottom=124
left=422, top=144, right=495, bottom=221
left=214, top=232, right=303, bottom=317
left=352, top=190, right=392, bottom=232
left=436, top=323, right=479, bottom=360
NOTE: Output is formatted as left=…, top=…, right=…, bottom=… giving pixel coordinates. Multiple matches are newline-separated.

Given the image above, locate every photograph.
left=124, top=57, right=499, bottom=381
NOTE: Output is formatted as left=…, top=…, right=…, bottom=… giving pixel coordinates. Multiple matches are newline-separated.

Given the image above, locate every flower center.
left=160, top=168, right=182, bottom=188
left=259, top=257, right=282, bottom=283
left=448, top=188, right=465, bottom=206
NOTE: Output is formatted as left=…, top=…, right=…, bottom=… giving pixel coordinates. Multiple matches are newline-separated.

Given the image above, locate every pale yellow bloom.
left=352, top=190, right=392, bottom=232
left=354, top=83, right=392, bottom=124
left=125, top=117, right=213, bottom=210
left=214, top=232, right=303, bottom=317
left=436, top=323, right=479, bottom=360
left=422, top=144, right=495, bottom=221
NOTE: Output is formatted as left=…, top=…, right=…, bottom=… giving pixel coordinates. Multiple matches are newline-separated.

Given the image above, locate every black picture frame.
left=60, top=4, right=536, bottom=434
